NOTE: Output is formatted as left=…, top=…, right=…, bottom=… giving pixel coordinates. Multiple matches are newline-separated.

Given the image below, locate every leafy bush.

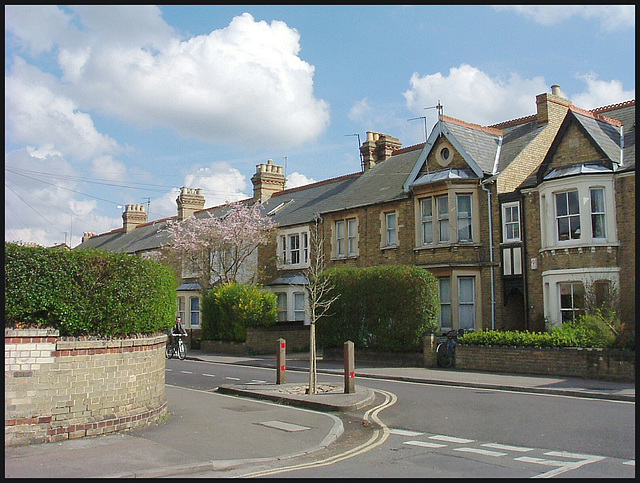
left=201, top=283, right=277, bottom=342
left=5, top=242, right=177, bottom=337
left=459, top=310, right=633, bottom=350
left=316, top=265, right=439, bottom=352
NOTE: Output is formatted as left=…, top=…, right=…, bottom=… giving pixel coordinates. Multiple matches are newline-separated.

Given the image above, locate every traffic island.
left=216, top=382, right=375, bottom=412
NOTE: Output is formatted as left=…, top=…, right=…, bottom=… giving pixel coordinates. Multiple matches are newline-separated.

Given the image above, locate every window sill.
left=414, top=242, right=481, bottom=251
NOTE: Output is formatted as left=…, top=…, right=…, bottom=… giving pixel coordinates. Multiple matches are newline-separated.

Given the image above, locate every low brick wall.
left=246, top=325, right=310, bottom=354
left=455, top=345, right=635, bottom=382
left=5, top=329, right=168, bottom=446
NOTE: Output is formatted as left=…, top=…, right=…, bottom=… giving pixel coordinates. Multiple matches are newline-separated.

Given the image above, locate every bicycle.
left=166, top=333, right=187, bottom=360
left=436, top=328, right=466, bottom=368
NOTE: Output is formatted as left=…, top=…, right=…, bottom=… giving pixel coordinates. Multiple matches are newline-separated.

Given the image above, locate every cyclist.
left=168, top=316, right=187, bottom=352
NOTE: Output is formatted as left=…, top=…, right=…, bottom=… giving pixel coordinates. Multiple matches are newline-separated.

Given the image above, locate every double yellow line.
left=237, top=389, right=398, bottom=478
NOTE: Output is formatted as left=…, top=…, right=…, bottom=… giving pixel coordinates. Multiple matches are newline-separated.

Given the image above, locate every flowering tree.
left=164, top=201, right=275, bottom=287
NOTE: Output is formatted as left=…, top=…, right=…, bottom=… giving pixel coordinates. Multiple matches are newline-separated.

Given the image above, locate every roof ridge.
left=591, top=99, right=635, bottom=113
left=442, top=114, right=503, bottom=136
left=570, top=104, right=622, bottom=127
left=488, top=114, right=537, bottom=129
left=392, top=142, right=426, bottom=155
left=270, top=171, right=362, bottom=197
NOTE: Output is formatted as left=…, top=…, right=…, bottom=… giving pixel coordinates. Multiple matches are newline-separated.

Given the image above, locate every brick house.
left=77, top=86, right=635, bottom=336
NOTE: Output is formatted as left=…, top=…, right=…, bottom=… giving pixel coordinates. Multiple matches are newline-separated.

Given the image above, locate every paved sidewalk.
left=5, top=350, right=634, bottom=478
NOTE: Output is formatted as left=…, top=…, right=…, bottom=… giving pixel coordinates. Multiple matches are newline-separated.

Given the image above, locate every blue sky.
left=4, top=5, right=635, bottom=247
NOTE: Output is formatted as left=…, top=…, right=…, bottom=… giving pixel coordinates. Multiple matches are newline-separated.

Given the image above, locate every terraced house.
left=77, top=86, right=635, bottom=338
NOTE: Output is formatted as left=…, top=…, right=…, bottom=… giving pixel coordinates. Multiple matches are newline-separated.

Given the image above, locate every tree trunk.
left=308, top=323, right=317, bottom=394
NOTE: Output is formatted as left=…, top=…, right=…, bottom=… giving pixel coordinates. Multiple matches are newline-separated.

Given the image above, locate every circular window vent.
left=436, top=143, right=453, bottom=166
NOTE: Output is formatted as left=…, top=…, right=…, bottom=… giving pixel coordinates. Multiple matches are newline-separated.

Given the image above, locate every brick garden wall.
left=5, top=329, right=168, bottom=446
left=455, top=344, right=634, bottom=382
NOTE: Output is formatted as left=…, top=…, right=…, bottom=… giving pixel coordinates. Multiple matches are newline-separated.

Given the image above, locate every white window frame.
left=190, top=296, right=200, bottom=327
left=437, top=272, right=479, bottom=332
left=293, top=292, right=306, bottom=321
left=334, top=217, right=358, bottom=258
left=538, top=175, right=617, bottom=250
left=555, top=189, right=581, bottom=241
left=437, top=195, right=450, bottom=243
left=420, top=197, right=434, bottom=245
left=590, top=187, right=606, bottom=239
left=456, top=193, right=473, bottom=243
left=502, top=201, right=521, bottom=243
left=384, top=211, right=397, bottom=247
left=559, top=281, right=585, bottom=323
left=438, top=277, right=452, bottom=331
left=277, top=293, right=287, bottom=322
left=277, top=226, right=310, bottom=269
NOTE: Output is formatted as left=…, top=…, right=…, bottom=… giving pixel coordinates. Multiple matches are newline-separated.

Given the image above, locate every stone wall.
left=455, top=344, right=634, bottom=382
left=5, top=329, right=167, bottom=446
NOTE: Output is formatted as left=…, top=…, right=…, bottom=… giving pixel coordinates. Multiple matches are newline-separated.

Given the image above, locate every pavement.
left=5, top=350, right=635, bottom=478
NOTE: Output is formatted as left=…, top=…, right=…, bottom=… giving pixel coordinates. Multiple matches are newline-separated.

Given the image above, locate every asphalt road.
left=166, top=358, right=636, bottom=478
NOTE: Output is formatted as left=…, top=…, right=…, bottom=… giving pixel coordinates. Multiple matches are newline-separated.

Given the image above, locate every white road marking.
left=482, top=442, right=534, bottom=452
left=623, top=460, right=635, bottom=466
left=225, top=377, right=240, bottom=380
left=454, top=447, right=507, bottom=457
left=202, top=373, right=215, bottom=377
left=181, top=371, right=193, bottom=374
left=405, top=440, right=447, bottom=448
left=259, top=420, right=310, bottom=432
left=429, top=435, right=474, bottom=444
left=517, top=451, right=606, bottom=479
left=390, top=429, right=423, bottom=437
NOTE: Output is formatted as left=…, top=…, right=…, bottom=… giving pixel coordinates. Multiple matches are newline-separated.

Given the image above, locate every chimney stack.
left=360, top=131, right=401, bottom=171
left=251, top=159, right=285, bottom=202
left=176, top=187, right=206, bottom=221
left=536, top=84, right=571, bottom=124
left=122, top=204, right=148, bottom=233
left=82, top=232, right=96, bottom=243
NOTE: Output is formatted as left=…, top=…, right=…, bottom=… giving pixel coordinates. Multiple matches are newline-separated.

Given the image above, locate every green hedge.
left=201, top=283, right=277, bottom=342
left=316, top=265, right=439, bottom=352
left=4, top=242, right=177, bottom=337
left=459, top=312, right=634, bottom=350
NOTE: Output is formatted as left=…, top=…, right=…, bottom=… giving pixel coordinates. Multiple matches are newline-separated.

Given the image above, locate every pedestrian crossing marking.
left=430, top=435, right=474, bottom=444
left=482, top=443, right=534, bottom=452
left=405, top=440, right=446, bottom=448
left=390, top=429, right=423, bottom=437
left=455, top=447, right=507, bottom=457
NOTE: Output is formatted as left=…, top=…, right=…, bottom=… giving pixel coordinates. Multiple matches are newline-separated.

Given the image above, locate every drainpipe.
left=481, top=179, right=496, bottom=330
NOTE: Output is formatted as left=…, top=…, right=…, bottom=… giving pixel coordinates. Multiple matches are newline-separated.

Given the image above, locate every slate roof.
left=517, top=101, right=634, bottom=189
left=76, top=99, right=634, bottom=255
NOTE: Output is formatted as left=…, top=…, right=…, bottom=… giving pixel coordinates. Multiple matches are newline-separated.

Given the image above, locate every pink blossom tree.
left=164, top=201, right=275, bottom=287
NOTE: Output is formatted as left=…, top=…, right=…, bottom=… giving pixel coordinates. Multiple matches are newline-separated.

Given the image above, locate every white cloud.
left=493, top=5, right=635, bottom=31
left=348, top=98, right=372, bottom=122
left=4, top=149, right=121, bottom=247
left=6, top=8, right=330, bottom=150
left=403, top=64, right=549, bottom=126
left=286, top=172, right=316, bottom=189
left=91, top=156, right=128, bottom=182
left=403, top=64, right=635, bottom=127
left=5, top=57, right=120, bottom=161
left=4, top=5, right=72, bottom=56
left=569, top=73, right=635, bottom=110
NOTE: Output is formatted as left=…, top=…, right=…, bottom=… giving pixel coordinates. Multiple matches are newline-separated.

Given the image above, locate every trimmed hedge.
left=4, top=242, right=177, bottom=337
left=316, top=265, right=439, bottom=352
left=201, top=283, right=277, bottom=342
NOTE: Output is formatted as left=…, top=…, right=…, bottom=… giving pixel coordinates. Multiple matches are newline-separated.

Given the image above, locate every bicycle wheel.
left=436, top=342, right=453, bottom=368
left=177, top=339, right=186, bottom=360
left=165, top=343, right=174, bottom=359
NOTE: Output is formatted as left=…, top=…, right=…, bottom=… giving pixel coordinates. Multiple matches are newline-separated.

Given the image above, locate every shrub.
left=316, top=265, right=439, bottom=352
left=201, top=283, right=277, bottom=342
left=459, top=310, right=633, bottom=350
left=4, top=242, right=177, bottom=337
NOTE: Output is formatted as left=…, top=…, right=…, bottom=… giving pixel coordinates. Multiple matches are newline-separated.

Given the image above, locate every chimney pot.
left=551, top=84, right=561, bottom=96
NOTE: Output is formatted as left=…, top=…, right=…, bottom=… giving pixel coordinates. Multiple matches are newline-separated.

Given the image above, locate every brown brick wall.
left=615, top=172, right=635, bottom=324
left=456, top=344, right=634, bottom=382
left=5, top=329, right=167, bottom=446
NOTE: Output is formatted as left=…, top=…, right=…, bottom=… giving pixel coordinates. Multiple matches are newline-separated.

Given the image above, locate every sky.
left=4, top=5, right=635, bottom=248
